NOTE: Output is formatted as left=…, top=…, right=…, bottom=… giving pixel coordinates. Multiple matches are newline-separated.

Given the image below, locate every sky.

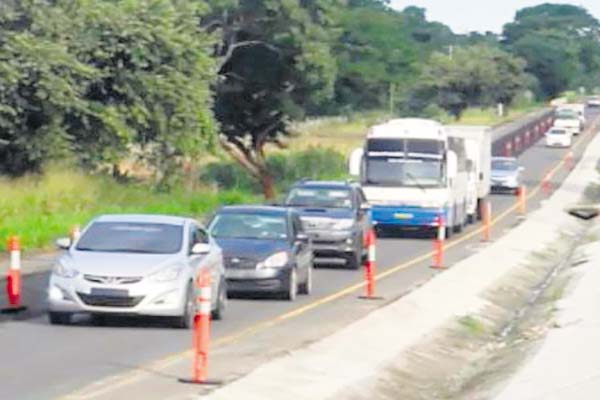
left=391, top=0, right=600, bottom=34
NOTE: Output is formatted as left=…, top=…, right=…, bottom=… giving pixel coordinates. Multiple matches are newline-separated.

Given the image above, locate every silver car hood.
left=59, top=251, right=182, bottom=277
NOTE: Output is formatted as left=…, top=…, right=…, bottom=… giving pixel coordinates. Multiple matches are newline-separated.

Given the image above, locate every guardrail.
left=491, top=108, right=555, bottom=157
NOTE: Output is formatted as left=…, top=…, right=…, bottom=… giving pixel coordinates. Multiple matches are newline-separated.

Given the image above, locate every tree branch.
left=218, top=40, right=282, bottom=71
left=219, top=135, right=261, bottom=178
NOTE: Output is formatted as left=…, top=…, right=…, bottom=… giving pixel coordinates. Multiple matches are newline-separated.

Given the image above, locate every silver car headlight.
left=258, top=251, right=289, bottom=269
left=52, top=261, right=79, bottom=279
left=332, top=219, right=355, bottom=230
left=149, top=265, right=183, bottom=282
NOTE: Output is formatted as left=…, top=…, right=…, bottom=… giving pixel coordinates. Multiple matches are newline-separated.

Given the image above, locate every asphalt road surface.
left=2, top=108, right=599, bottom=400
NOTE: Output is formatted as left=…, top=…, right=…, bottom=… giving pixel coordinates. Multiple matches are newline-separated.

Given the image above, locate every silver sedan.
left=47, top=214, right=226, bottom=328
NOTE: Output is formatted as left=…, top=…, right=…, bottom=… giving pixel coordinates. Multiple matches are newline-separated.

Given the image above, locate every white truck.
left=446, top=126, right=492, bottom=223
left=554, top=104, right=585, bottom=135
left=349, top=118, right=470, bottom=237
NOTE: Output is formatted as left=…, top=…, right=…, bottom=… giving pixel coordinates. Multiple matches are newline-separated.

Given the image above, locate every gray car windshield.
left=286, top=188, right=353, bottom=208
left=210, top=213, right=288, bottom=240
left=491, top=160, right=518, bottom=171
left=366, top=158, right=443, bottom=187
left=76, top=222, right=183, bottom=254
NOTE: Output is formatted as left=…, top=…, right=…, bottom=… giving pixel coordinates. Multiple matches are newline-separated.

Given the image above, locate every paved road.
left=1, top=109, right=598, bottom=400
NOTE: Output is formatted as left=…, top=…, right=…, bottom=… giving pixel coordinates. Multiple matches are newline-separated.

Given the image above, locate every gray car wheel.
left=211, top=280, right=227, bottom=320
left=284, top=269, right=298, bottom=301
left=173, top=282, right=194, bottom=329
left=298, top=263, right=313, bottom=295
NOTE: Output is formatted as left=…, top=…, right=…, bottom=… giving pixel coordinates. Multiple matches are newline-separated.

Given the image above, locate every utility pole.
left=389, top=82, right=396, bottom=115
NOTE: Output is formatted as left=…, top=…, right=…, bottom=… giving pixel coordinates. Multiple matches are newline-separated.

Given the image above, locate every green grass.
left=453, top=105, right=542, bottom=126
left=202, top=147, right=349, bottom=197
left=287, top=105, right=544, bottom=158
left=458, top=315, right=487, bottom=337
left=0, top=168, right=259, bottom=250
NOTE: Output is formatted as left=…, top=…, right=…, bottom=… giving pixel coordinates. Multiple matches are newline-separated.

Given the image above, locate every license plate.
left=90, top=288, right=129, bottom=297
left=393, top=213, right=413, bottom=220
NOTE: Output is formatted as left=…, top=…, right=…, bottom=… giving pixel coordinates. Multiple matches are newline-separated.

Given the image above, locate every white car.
left=587, top=97, right=600, bottom=107
left=554, top=108, right=583, bottom=135
left=48, top=214, right=227, bottom=328
left=545, top=127, right=572, bottom=148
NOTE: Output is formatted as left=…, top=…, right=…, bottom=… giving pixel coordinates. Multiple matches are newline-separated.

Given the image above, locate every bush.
left=201, top=147, right=348, bottom=194
left=0, top=168, right=258, bottom=250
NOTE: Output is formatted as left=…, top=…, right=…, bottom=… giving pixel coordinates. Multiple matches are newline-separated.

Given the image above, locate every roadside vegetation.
left=1, top=0, right=600, bottom=248
left=0, top=168, right=259, bottom=250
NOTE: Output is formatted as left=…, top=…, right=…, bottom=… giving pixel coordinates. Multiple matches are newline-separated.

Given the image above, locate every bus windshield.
left=365, top=158, right=444, bottom=187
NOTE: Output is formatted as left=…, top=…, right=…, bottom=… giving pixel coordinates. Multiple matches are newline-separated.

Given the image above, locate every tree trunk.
left=259, top=171, right=275, bottom=200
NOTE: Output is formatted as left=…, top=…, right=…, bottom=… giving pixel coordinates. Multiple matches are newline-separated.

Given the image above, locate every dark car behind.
left=284, top=180, right=371, bottom=269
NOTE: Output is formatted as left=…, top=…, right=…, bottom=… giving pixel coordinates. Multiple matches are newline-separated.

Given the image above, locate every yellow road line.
left=63, top=116, right=600, bottom=400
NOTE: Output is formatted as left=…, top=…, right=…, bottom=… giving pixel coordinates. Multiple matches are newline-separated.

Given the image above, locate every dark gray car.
left=284, top=180, right=371, bottom=269
left=208, top=206, right=313, bottom=301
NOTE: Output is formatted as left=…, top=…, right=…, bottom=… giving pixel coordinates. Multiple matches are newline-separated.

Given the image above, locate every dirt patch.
left=330, top=230, right=583, bottom=400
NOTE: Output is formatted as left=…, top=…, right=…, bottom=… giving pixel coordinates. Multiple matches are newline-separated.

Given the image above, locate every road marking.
left=62, top=115, right=600, bottom=400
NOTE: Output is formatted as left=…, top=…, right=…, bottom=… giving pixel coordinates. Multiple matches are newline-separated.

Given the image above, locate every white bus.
left=349, top=119, right=469, bottom=237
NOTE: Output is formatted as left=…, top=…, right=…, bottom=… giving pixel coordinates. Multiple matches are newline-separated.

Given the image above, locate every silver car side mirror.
left=296, top=233, right=309, bottom=242
left=56, top=237, right=71, bottom=250
left=191, top=243, right=211, bottom=255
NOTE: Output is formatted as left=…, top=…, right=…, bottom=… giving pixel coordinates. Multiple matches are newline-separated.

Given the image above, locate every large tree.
left=0, top=0, right=216, bottom=184
left=416, top=44, right=532, bottom=118
left=503, top=4, right=600, bottom=98
left=204, top=0, right=340, bottom=198
left=333, top=5, right=419, bottom=112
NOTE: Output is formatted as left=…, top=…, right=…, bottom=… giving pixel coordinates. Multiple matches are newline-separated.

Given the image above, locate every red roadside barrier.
left=2, top=236, right=27, bottom=313
left=359, top=228, right=383, bottom=300
left=481, top=201, right=492, bottom=242
left=517, top=186, right=527, bottom=217
left=431, top=215, right=445, bottom=269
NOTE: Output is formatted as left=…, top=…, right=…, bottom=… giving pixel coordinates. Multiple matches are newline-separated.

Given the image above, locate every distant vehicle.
left=208, top=206, right=312, bottom=301
left=284, top=180, right=371, bottom=269
left=48, top=214, right=227, bottom=328
left=554, top=105, right=584, bottom=135
left=545, top=127, right=572, bottom=148
left=587, top=97, right=600, bottom=107
left=446, top=126, right=492, bottom=223
left=349, top=118, right=469, bottom=237
left=490, top=157, right=524, bottom=194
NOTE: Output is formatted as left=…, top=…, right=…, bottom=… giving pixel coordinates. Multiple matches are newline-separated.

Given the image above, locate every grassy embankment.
left=1, top=104, right=542, bottom=250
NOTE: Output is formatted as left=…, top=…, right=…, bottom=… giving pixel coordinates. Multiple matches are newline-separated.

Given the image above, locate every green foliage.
left=503, top=4, right=600, bottom=98
left=415, top=44, right=532, bottom=118
left=0, top=167, right=258, bottom=250
left=333, top=6, right=418, bottom=112
left=204, top=0, right=341, bottom=198
left=201, top=148, right=348, bottom=194
left=0, top=0, right=216, bottom=181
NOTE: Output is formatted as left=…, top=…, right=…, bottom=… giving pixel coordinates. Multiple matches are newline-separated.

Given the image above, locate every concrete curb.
left=201, top=126, right=600, bottom=399
left=493, top=245, right=600, bottom=400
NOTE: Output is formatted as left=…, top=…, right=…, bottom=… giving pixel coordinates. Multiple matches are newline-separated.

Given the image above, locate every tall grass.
left=202, top=147, right=349, bottom=195
left=0, top=169, right=258, bottom=250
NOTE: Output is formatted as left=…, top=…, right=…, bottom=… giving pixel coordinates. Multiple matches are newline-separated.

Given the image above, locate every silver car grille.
left=84, top=275, right=143, bottom=285
left=302, top=218, right=335, bottom=231
left=224, top=257, right=257, bottom=270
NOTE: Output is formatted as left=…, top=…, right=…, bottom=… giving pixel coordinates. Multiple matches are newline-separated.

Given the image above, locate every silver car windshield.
left=286, top=188, right=353, bottom=209
left=76, top=222, right=183, bottom=254
left=210, top=213, right=288, bottom=240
